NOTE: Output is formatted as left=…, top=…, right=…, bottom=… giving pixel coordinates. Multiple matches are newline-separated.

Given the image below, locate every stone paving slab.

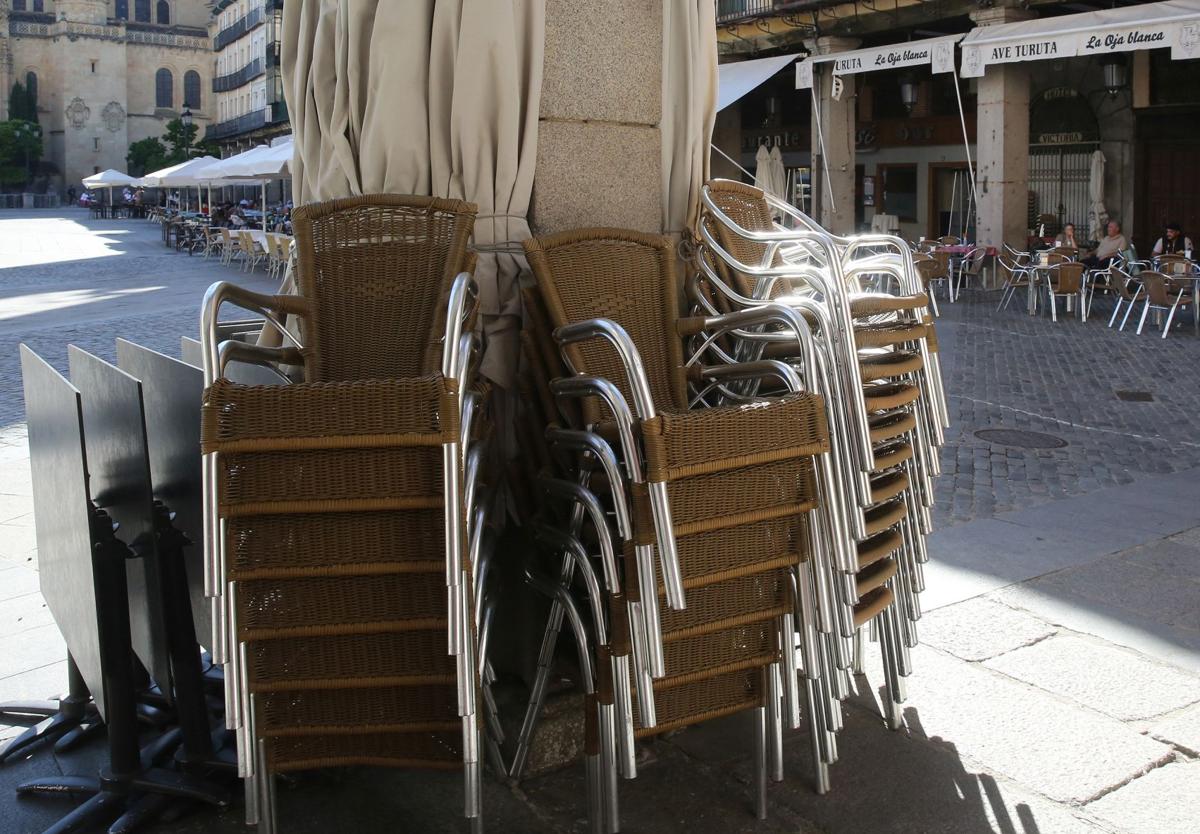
left=983, top=632, right=1200, bottom=722
left=920, top=597, right=1057, bottom=662
left=0, top=590, right=54, bottom=636
left=0, top=563, right=39, bottom=602
left=1149, top=702, right=1200, bottom=756
left=1085, top=760, right=1200, bottom=834
left=876, top=645, right=1174, bottom=804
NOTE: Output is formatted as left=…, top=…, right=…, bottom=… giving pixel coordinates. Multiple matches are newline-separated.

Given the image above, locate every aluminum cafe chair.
left=1044, top=261, right=1087, bottom=323
left=697, top=181, right=943, bottom=509
left=199, top=195, right=494, bottom=832
left=1137, top=271, right=1195, bottom=339
left=699, top=180, right=948, bottom=444
left=693, top=200, right=924, bottom=719
left=512, top=228, right=847, bottom=826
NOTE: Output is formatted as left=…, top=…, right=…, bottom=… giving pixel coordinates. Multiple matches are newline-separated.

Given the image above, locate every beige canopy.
left=283, top=0, right=544, bottom=387
left=281, top=1, right=717, bottom=383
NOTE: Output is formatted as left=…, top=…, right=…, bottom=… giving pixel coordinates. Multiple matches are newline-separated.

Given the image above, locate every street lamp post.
left=180, top=107, right=194, bottom=156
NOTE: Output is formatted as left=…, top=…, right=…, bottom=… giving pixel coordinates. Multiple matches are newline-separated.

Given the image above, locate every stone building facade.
left=0, top=0, right=213, bottom=194
left=207, top=0, right=286, bottom=154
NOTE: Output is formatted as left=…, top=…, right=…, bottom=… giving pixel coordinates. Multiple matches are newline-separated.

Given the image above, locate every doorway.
left=928, top=163, right=973, bottom=241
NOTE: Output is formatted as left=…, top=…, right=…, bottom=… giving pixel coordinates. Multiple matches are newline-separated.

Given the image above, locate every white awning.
left=960, top=0, right=1200, bottom=78
left=795, top=35, right=961, bottom=89
left=718, top=53, right=802, bottom=111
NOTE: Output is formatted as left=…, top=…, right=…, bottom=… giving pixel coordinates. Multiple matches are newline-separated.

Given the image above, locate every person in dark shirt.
left=1151, top=222, right=1194, bottom=257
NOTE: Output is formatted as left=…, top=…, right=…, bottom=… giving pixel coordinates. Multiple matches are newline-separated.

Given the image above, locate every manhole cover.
left=1115, top=390, right=1154, bottom=402
left=974, top=429, right=1067, bottom=449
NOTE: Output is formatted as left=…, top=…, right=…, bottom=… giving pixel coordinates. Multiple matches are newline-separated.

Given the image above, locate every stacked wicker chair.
left=199, top=195, right=495, bottom=832
left=508, top=228, right=841, bottom=831
left=690, top=179, right=947, bottom=785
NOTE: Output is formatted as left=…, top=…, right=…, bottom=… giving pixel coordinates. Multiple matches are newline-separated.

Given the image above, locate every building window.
left=156, top=1, right=169, bottom=24
left=91, top=60, right=98, bottom=74
left=11, top=1, right=24, bottom=11
left=879, top=164, right=919, bottom=223
left=94, top=138, right=100, bottom=151
left=156, top=68, right=173, bottom=109
left=135, top=0, right=151, bottom=23
left=25, top=71, right=37, bottom=105
left=33, top=0, right=42, bottom=11
left=115, top=0, right=129, bottom=19
left=184, top=70, right=201, bottom=109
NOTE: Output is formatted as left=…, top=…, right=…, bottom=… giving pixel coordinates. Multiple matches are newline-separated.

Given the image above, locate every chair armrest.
left=687, top=360, right=802, bottom=394
left=554, top=318, right=657, bottom=420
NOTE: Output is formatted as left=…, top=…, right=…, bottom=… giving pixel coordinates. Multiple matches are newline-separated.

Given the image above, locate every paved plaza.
left=0, top=211, right=1196, bottom=833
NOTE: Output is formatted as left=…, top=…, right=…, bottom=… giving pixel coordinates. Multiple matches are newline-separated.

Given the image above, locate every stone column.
left=530, top=0, right=663, bottom=236
left=805, top=36, right=859, bottom=235
left=972, top=3, right=1035, bottom=252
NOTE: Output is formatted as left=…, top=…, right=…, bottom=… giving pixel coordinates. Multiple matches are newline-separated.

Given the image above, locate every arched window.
left=156, top=1, right=169, bottom=24
left=25, top=72, right=37, bottom=105
left=155, top=68, right=173, bottom=109
left=135, top=0, right=151, bottom=23
left=183, top=70, right=201, bottom=109
left=115, top=0, right=129, bottom=20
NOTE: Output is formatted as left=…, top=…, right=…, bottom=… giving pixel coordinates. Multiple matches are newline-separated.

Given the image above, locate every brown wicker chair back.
left=291, top=194, right=477, bottom=382
left=523, top=228, right=687, bottom=420
left=1050, top=262, right=1084, bottom=294
left=703, top=180, right=784, bottom=298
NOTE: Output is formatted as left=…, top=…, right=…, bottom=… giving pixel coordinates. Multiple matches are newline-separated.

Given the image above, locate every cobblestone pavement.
left=933, top=286, right=1200, bottom=525
left=0, top=210, right=277, bottom=429
left=0, top=215, right=1197, bottom=833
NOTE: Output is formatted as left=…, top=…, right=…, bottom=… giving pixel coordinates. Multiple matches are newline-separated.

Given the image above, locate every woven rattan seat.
left=856, top=559, right=898, bottom=598
left=201, top=195, right=490, bottom=830
left=869, top=471, right=909, bottom=504
left=856, top=530, right=903, bottom=570
left=872, top=441, right=914, bottom=471
left=864, top=499, right=907, bottom=537
left=868, top=411, right=917, bottom=444
left=858, top=350, right=924, bottom=382
left=524, top=227, right=831, bottom=763
left=853, top=587, right=895, bottom=628
left=849, top=293, right=929, bottom=317
left=862, top=382, right=920, bottom=413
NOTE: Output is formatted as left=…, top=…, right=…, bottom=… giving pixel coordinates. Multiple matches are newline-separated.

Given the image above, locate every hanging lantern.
left=900, top=76, right=919, bottom=113
left=1101, top=55, right=1127, bottom=97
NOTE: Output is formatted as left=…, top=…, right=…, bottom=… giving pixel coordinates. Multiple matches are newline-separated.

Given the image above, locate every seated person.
left=1054, top=223, right=1080, bottom=252
left=1081, top=220, right=1127, bottom=270
left=1151, top=222, right=1193, bottom=257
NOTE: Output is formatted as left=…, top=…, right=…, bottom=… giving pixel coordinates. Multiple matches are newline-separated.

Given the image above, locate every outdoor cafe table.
left=934, top=244, right=998, bottom=290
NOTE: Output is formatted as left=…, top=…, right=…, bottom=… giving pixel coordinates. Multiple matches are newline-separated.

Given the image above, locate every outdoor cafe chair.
left=199, top=195, right=493, bottom=832
left=950, top=246, right=987, bottom=302
left=996, top=250, right=1035, bottom=313
left=694, top=186, right=929, bottom=716
left=237, top=230, right=266, bottom=273
left=1096, top=264, right=1142, bottom=330
left=202, top=226, right=225, bottom=260
left=1044, top=261, right=1086, bottom=322
left=220, top=228, right=241, bottom=266
left=519, top=227, right=848, bottom=825
left=1137, top=271, right=1195, bottom=339
left=1155, top=254, right=1195, bottom=276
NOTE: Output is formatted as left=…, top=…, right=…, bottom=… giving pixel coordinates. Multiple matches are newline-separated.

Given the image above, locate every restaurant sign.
left=796, top=35, right=959, bottom=89
left=961, top=14, right=1200, bottom=78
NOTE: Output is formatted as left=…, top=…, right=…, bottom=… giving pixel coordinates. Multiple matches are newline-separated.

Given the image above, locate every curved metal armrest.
left=531, top=523, right=609, bottom=643
left=688, top=360, right=802, bottom=394
left=554, top=318, right=657, bottom=421
left=200, top=281, right=308, bottom=384
left=216, top=342, right=301, bottom=382
left=523, top=569, right=595, bottom=694
left=441, top=272, right=477, bottom=381
left=545, top=428, right=633, bottom=541
left=550, top=376, right=643, bottom=480
left=537, top=477, right=621, bottom=593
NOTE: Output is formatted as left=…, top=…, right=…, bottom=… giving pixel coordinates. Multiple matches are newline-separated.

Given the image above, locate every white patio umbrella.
left=141, top=156, right=220, bottom=212
left=81, top=168, right=139, bottom=208
left=769, top=144, right=787, bottom=202
left=209, top=142, right=294, bottom=230
left=1088, top=149, right=1107, bottom=241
